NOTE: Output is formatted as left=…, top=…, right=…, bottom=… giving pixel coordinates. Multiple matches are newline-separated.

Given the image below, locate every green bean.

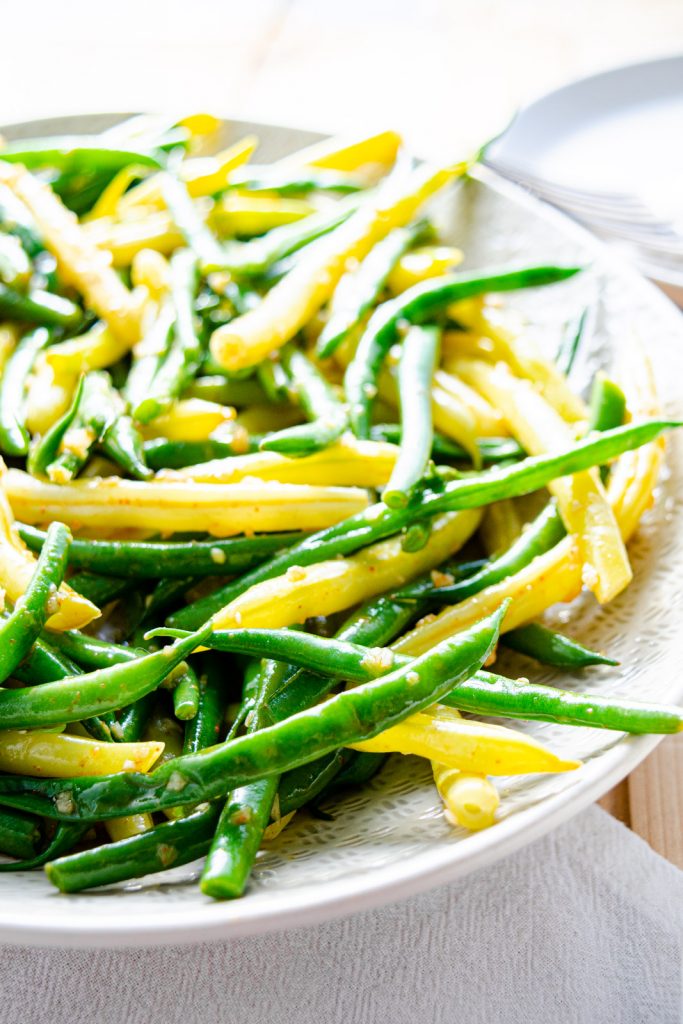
left=277, top=749, right=354, bottom=816
left=124, top=301, right=175, bottom=410
left=197, top=565, right=426, bottom=899
left=0, top=182, right=45, bottom=258
left=12, top=635, right=82, bottom=685
left=345, top=264, right=582, bottom=437
left=186, top=374, right=268, bottom=407
left=317, top=220, right=432, bottom=357
left=169, top=420, right=676, bottom=630
left=555, top=307, right=588, bottom=376
left=2, top=607, right=503, bottom=823
left=259, top=346, right=348, bottom=456
left=47, top=629, right=143, bottom=671
left=143, top=577, right=198, bottom=624
left=586, top=374, right=627, bottom=435
left=0, top=284, right=81, bottom=330
left=256, top=357, right=290, bottom=403
left=0, top=622, right=211, bottom=730
left=0, top=326, right=52, bottom=456
left=229, top=166, right=365, bottom=196
left=200, top=656, right=289, bottom=899
left=101, top=410, right=152, bottom=480
left=370, top=424, right=526, bottom=464
left=39, top=371, right=148, bottom=481
left=0, top=807, right=43, bottom=861
left=0, top=523, right=71, bottom=683
left=173, top=664, right=201, bottom=721
left=401, top=500, right=565, bottom=605
left=314, top=750, right=388, bottom=801
left=114, top=693, right=157, bottom=743
left=148, top=626, right=683, bottom=739
left=0, top=138, right=162, bottom=173
left=215, top=195, right=360, bottom=276
left=182, top=655, right=230, bottom=754
left=160, top=173, right=225, bottom=269
left=501, top=623, right=618, bottom=669
left=133, top=250, right=203, bottom=423
left=143, top=433, right=260, bottom=469
left=46, top=803, right=221, bottom=893
left=44, top=749, right=358, bottom=893
left=19, top=524, right=306, bottom=579
left=440, top=672, right=683, bottom=734
left=27, top=376, right=85, bottom=478
left=383, top=325, right=440, bottom=507
left=67, top=572, right=132, bottom=607
left=0, top=822, right=87, bottom=872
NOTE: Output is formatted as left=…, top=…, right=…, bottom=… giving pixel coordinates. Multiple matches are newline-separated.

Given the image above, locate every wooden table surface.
left=1, top=0, right=682, bottom=866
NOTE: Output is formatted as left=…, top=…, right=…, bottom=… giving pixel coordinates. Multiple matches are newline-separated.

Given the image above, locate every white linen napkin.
left=2, top=805, right=681, bottom=1024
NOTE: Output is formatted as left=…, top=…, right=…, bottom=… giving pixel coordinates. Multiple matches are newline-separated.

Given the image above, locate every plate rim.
left=0, top=118, right=681, bottom=947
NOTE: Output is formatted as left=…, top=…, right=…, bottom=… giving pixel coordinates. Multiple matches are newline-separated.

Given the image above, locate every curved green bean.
left=0, top=326, right=52, bottom=456
left=383, top=324, right=440, bottom=507
left=20, top=524, right=306, bottom=579
left=316, top=220, right=431, bottom=357
left=345, top=264, right=581, bottom=437
left=259, top=346, right=348, bottom=456
left=501, top=623, right=618, bottom=669
left=0, top=522, right=71, bottom=683
left=133, top=249, right=203, bottom=423
left=0, top=285, right=81, bottom=330
left=0, top=622, right=211, bottom=729
left=3, top=607, right=504, bottom=822
left=170, top=419, right=677, bottom=630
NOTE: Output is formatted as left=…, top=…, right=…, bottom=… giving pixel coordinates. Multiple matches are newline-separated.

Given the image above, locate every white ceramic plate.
left=486, top=55, right=683, bottom=302
left=0, top=115, right=682, bottom=948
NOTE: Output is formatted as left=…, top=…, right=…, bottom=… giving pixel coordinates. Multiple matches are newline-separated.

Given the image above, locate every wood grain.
left=599, top=736, right=683, bottom=867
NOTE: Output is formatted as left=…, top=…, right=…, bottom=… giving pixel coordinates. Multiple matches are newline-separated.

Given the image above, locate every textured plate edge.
left=0, top=121, right=680, bottom=947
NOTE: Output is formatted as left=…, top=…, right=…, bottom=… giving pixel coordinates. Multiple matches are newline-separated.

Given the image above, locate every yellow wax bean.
left=85, top=213, right=185, bottom=267
left=210, top=161, right=468, bottom=372
left=480, top=499, right=524, bottom=557
left=105, top=814, right=155, bottom=842
left=84, top=164, right=155, bottom=221
left=394, top=349, right=662, bottom=658
left=453, top=356, right=631, bottom=603
left=163, top=438, right=398, bottom=487
left=454, top=304, right=587, bottom=423
left=236, top=403, right=305, bottom=434
left=608, top=342, right=665, bottom=542
left=25, top=361, right=75, bottom=435
left=4, top=469, right=370, bottom=537
left=211, top=510, right=481, bottom=631
left=263, top=811, right=297, bottom=842
left=0, top=324, right=17, bottom=372
left=0, top=162, right=141, bottom=344
left=433, top=368, right=508, bottom=436
left=117, top=137, right=258, bottom=214
left=278, top=130, right=402, bottom=173
left=130, top=249, right=171, bottom=299
left=141, top=399, right=236, bottom=442
left=211, top=194, right=316, bottom=236
left=350, top=706, right=579, bottom=775
left=0, top=732, right=163, bottom=778
left=40, top=321, right=131, bottom=379
left=387, top=245, right=464, bottom=294
left=0, top=467, right=97, bottom=630
left=394, top=536, right=582, bottom=656
left=375, top=369, right=480, bottom=462
left=432, top=762, right=500, bottom=831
